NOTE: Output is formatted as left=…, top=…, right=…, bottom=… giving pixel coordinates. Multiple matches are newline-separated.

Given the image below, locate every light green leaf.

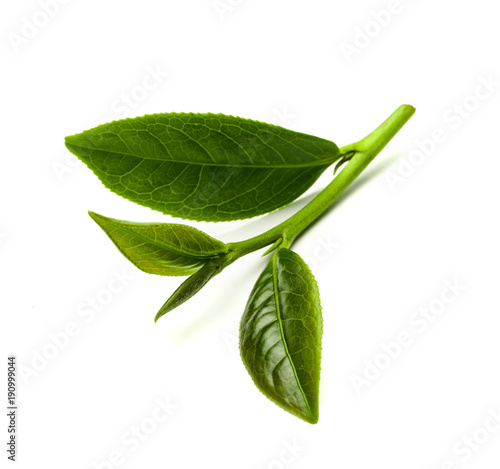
left=239, top=247, right=323, bottom=424
left=65, top=113, right=340, bottom=222
left=89, top=211, right=227, bottom=276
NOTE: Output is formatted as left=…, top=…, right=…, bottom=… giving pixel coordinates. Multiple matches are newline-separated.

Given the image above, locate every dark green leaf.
left=65, top=113, right=340, bottom=222
left=239, top=247, right=323, bottom=424
left=155, top=258, right=223, bottom=322
left=89, top=211, right=227, bottom=276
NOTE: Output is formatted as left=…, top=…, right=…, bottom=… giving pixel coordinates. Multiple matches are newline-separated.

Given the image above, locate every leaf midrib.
left=271, top=251, right=313, bottom=418
left=102, top=218, right=222, bottom=260
left=65, top=141, right=339, bottom=169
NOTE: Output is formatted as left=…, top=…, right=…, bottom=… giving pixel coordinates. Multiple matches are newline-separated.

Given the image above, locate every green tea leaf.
left=155, top=258, right=223, bottom=322
left=89, top=211, right=227, bottom=276
left=239, top=248, right=323, bottom=424
left=65, top=113, right=340, bottom=222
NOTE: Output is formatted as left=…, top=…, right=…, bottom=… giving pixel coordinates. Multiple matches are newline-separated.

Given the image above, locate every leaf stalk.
left=227, top=104, right=415, bottom=259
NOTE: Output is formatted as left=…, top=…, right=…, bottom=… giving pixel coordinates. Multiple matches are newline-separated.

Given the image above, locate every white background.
left=2, top=1, right=500, bottom=468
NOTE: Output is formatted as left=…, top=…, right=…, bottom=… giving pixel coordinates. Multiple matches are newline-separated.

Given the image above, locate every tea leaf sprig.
left=66, top=104, right=415, bottom=423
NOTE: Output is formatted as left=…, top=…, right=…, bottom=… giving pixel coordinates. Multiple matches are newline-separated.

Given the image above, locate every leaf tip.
left=154, top=308, right=168, bottom=323
left=301, top=408, right=319, bottom=425
left=88, top=210, right=106, bottom=225
left=155, top=297, right=177, bottom=322
left=64, top=134, right=78, bottom=153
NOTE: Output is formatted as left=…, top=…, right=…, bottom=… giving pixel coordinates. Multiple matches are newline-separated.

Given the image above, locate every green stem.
left=226, top=105, right=415, bottom=260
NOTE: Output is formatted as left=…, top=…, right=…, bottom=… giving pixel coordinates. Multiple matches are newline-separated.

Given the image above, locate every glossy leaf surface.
left=239, top=248, right=323, bottom=423
left=89, top=211, right=227, bottom=276
left=65, top=113, right=340, bottom=221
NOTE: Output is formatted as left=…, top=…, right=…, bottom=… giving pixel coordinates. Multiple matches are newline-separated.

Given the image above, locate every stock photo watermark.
left=339, top=0, right=417, bottom=63
left=19, top=267, right=134, bottom=385
left=110, top=65, right=169, bottom=118
left=350, top=278, right=466, bottom=395
left=7, top=0, right=72, bottom=53
left=212, top=0, right=245, bottom=21
left=259, top=439, right=306, bottom=469
left=430, top=405, right=500, bottom=469
left=0, top=230, right=8, bottom=247
left=6, top=356, right=17, bottom=462
left=385, top=74, right=499, bottom=191
left=268, top=106, right=295, bottom=127
left=52, top=64, right=169, bottom=182
left=91, top=396, right=179, bottom=469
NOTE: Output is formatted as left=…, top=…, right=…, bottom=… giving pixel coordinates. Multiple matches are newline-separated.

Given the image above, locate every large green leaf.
left=239, top=247, right=323, bottom=423
left=89, top=211, right=227, bottom=276
left=65, top=113, right=340, bottom=222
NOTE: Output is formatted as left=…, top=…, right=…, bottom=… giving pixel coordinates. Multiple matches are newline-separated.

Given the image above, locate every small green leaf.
left=65, top=113, right=340, bottom=222
left=155, top=258, right=223, bottom=321
left=239, top=248, right=323, bottom=424
left=89, top=211, right=227, bottom=276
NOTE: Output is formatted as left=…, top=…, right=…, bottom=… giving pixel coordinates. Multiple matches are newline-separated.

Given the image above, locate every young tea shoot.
left=66, top=105, right=415, bottom=423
